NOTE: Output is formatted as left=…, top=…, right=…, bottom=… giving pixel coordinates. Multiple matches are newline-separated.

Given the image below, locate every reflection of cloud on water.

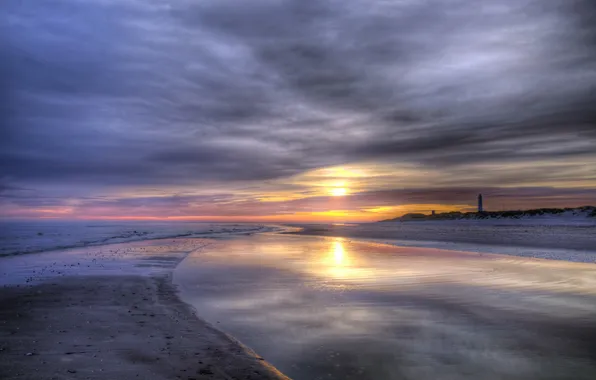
left=175, top=234, right=596, bottom=379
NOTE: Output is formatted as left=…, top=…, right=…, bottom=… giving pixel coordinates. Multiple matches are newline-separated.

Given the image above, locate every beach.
left=5, top=0, right=596, bottom=378
left=0, top=237, right=288, bottom=380
left=2, top=223, right=596, bottom=379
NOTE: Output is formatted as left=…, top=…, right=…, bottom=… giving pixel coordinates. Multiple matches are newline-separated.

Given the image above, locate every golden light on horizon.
left=330, top=187, right=348, bottom=197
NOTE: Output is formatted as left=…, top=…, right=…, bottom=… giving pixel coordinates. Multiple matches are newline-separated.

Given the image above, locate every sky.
left=1, top=0, right=596, bottom=222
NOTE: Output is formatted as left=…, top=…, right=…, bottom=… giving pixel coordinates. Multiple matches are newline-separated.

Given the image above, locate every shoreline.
left=3, top=224, right=595, bottom=378
left=0, top=224, right=282, bottom=258
left=287, top=223, right=596, bottom=263
left=0, top=238, right=289, bottom=380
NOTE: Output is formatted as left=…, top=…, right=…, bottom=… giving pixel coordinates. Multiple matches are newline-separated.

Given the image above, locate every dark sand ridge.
left=0, top=239, right=289, bottom=380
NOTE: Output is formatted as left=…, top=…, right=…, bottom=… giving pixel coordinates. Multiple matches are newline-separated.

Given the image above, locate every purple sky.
left=1, top=0, right=595, bottom=221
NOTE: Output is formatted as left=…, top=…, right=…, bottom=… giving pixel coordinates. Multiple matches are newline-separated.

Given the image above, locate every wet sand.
left=0, top=239, right=288, bottom=380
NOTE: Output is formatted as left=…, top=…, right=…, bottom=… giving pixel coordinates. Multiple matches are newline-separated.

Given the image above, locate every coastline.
left=3, top=223, right=596, bottom=379
left=287, top=222, right=596, bottom=263
left=0, top=238, right=289, bottom=380
left=0, top=221, right=281, bottom=258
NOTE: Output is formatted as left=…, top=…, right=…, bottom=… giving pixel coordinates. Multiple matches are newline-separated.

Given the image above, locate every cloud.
left=1, top=0, right=595, bottom=217
left=195, top=0, right=596, bottom=161
left=3, top=185, right=594, bottom=221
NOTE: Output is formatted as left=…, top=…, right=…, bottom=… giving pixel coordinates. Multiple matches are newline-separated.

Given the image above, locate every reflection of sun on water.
left=333, top=241, right=345, bottom=264
left=323, top=239, right=357, bottom=281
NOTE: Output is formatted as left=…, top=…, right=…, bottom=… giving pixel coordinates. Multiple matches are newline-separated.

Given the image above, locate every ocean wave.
left=0, top=222, right=282, bottom=257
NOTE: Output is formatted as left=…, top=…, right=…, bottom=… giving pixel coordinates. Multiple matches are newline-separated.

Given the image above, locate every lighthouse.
left=478, top=193, right=484, bottom=212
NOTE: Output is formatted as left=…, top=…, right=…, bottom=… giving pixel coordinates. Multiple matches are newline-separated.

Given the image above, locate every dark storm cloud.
left=1, top=0, right=595, bottom=196
left=194, top=0, right=596, bottom=161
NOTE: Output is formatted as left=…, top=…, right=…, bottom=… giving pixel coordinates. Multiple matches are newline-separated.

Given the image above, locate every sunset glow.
left=2, top=1, right=595, bottom=222
left=3, top=3, right=596, bottom=380
left=330, top=188, right=348, bottom=197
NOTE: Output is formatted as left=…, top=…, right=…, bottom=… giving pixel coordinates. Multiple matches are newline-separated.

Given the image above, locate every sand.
left=0, top=240, right=289, bottom=380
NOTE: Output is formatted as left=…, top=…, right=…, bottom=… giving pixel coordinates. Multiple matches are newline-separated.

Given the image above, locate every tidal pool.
left=174, top=234, right=596, bottom=380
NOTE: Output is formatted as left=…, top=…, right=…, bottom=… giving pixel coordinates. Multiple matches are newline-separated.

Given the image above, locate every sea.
left=0, top=220, right=279, bottom=256
left=175, top=233, right=596, bottom=380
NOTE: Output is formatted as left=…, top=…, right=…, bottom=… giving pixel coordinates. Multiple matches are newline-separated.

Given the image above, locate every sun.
left=330, top=187, right=348, bottom=197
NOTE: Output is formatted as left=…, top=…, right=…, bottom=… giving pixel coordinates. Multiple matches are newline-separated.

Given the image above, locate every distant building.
left=478, top=193, right=484, bottom=212
left=431, top=210, right=436, bottom=216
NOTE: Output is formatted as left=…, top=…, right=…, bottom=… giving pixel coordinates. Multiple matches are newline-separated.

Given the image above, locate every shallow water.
left=175, top=234, right=596, bottom=380
left=0, top=220, right=275, bottom=256
left=0, top=238, right=209, bottom=287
